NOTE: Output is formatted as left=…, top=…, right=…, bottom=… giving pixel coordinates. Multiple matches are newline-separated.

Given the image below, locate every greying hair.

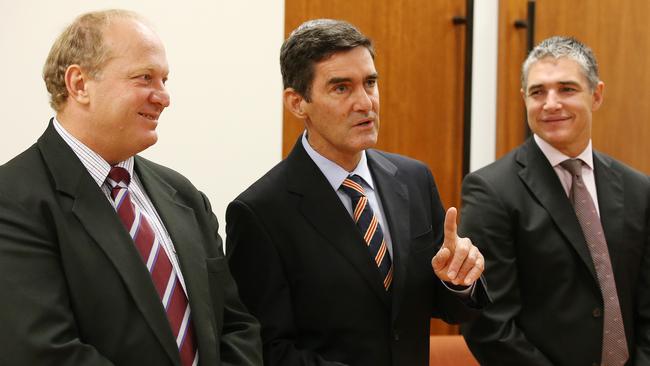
left=43, top=9, right=142, bottom=111
left=280, top=19, right=374, bottom=102
left=521, top=36, right=599, bottom=91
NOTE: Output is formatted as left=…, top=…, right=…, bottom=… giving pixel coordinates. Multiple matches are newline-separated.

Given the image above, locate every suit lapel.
left=592, top=152, right=624, bottom=270
left=516, top=138, right=597, bottom=279
left=135, top=158, right=218, bottom=364
left=37, top=123, right=180, bottom=364
left=286, top=141, right=391, bottom=309
left=367, top=150, right=410, bottom=321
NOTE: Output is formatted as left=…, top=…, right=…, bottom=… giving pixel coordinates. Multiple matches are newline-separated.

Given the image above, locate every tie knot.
left=107, top=166, right=131, bottom=188
left=560, top=159, right=583, bottom=177
left=340, top=174, right=366, bottom=198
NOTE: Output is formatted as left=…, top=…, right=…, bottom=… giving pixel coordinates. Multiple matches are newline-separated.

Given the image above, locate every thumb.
left=431, top=247, right=451, bottom=273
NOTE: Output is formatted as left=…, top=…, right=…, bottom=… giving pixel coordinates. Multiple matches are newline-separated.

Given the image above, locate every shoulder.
left=466, top=146, right=521, bottom=184
left=134, top=156, right=211, bottom=210
left=135, top=155, right=195, bottom=188
left=367, top=149, right=431, bottom=177
left=368, top=149, right=428, bottom=168
left=232, top=159, right=289, bottom=205
left=0, top=144, right=50, bottom=198
left=594, top=151, right=650, bottom=192
left=595, top=151, right=649, bottom=181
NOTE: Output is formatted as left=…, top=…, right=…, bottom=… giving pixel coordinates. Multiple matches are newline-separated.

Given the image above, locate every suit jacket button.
left=592, top=307, right=602, bottom=318
left=393, top=331, right=400, bottom=341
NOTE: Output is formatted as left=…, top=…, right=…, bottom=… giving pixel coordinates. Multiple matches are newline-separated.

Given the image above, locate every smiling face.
left=81, top=17, right=170, bottom=164
left=522, top=56, right=604, bottom=157
left=286, top=46, right=379, bottom=170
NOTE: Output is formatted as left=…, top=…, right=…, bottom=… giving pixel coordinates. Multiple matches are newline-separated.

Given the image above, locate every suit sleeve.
left=199, top=193, right=263, bottom=366
left=0, top=193, right=115, bottom=366
left=634, top=177, right=650, bottom=365
left=458, top=173, right=554, bottom=366
left=226, top=200, right=347, bottom=366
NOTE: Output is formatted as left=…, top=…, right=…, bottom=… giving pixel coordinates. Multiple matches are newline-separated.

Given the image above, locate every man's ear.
left=591, top=81, right=605, bottom=111
left=64, top=64, right=90, bottom=105
left=283, top=88, right=308, bottom=119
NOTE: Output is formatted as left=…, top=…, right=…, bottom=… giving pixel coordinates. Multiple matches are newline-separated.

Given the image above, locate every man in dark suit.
left=460, top=36, right=650, bottom=365
left=0, top=10, right=261, bottom=366
left=226, top=19, right=489, bottom=366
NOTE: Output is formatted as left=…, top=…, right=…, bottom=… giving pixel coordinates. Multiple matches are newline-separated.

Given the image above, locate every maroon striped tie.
left=340, top=175, right=393, bottom=290
left=107, top=167, right=197, bottom=366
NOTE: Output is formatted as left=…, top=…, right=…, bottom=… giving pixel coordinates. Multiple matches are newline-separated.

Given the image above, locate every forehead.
left=526, top=56, right=588, bottom=87
left=102, top=18, right=168, bottom=71
left=312, top=47, right=376, bottom=82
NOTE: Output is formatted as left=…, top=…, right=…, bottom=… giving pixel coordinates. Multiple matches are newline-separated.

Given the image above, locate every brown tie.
left=560, top=159, right=628, bottom=365
left=340, top=175, right=393, bottom=290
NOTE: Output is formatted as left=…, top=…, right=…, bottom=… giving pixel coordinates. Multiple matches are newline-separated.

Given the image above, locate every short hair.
left=521, top=36, right=600, bottom=91
left=280, top=19, right=374, bottom=101
left=43, top=9, right=142, bottom=111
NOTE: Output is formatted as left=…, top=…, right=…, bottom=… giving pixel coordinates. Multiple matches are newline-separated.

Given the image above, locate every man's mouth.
left=139, top=112, right=159, bottom=120
left=541, top=115, right=570, bottom=123
left=355, top=118, right=374, bottom=127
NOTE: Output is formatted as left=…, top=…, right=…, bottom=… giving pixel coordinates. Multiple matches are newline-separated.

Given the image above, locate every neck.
left=56, top=110, right=124, bottom=165
left=310, top=145, right=362, bottom=172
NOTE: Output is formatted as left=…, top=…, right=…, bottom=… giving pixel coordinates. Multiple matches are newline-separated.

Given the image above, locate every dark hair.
left=280, top=19, right=374, bottom=101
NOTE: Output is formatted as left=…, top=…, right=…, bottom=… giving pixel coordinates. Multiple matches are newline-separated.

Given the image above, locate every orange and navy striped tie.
left=107, top=167, right=197, bottom=366
left=340, top=174, right=393, bottom=290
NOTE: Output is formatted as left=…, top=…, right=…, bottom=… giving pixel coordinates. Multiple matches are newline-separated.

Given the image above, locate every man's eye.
left=366, top=79, right=377, bottom=88
left=334, top=85, right=348, bottom=93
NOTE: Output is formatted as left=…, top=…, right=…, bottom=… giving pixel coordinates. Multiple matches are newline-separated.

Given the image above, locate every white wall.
left=0, top=0, right=285, bottom=237
left=470, top=0, right=499, bottom=172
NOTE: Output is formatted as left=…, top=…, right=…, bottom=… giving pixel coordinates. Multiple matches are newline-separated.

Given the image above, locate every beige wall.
left=0, top=0, right=284, bottom=237
left=0, top=0, right=502, bottom=239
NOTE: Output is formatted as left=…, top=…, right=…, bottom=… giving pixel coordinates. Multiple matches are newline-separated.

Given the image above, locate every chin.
left=137, top=135, right=159, bottom=153
left=357, top=139, right=378, bottom=151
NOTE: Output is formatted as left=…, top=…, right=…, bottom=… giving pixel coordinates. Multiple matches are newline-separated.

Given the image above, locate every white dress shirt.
left=53, top=117, right=188, bottom=293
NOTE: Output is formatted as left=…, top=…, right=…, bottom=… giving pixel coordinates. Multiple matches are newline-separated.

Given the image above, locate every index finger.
left=443, top=207, right=458, bottom=246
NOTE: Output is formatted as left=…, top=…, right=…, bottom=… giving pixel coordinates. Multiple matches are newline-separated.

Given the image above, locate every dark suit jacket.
left=459, top=138, right=650, bottom=366
left=226, top=139, right=487, bottom=366
left=0, top=122, right=262, bottom=366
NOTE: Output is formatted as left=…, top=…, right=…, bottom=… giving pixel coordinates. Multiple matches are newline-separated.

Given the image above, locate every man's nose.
left=151, top=82, right=170, bottom=108
left=543, top=90, right=561, bottom=111
left=352, top=87, right=373, bottom=113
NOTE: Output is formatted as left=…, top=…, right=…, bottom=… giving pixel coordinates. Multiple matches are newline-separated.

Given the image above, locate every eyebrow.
left=326, top=73, right=379, bottom=86
left=527, top=80, right=581, bottom=91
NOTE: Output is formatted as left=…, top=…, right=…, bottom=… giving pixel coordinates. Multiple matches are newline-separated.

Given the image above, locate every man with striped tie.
left=0, top=10, right=261, bottom=366
left=226, top=19, right=489, bottom=366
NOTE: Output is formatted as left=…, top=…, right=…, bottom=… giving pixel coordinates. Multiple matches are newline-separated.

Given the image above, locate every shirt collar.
left=53, top=116, right=134, bottom=187
left=533, top=134, right=594, bottom=170
left=301, top=131, right=375, bottom=191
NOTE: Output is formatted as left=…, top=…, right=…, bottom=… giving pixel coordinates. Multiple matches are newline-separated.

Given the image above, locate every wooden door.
left=496, top=0, right=530, bottom=158
left=497, top=0, right=650, bottom=174
left=284, top=0, right=469, bottom=335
